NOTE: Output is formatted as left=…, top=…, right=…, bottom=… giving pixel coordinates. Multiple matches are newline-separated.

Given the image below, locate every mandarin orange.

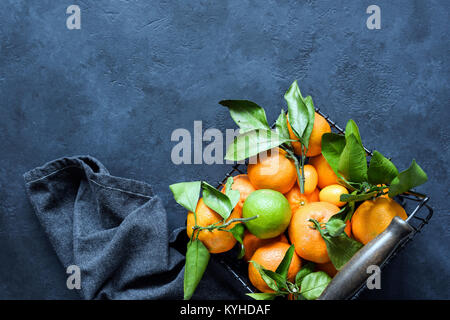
left=288, top=202, right=351, bottom=263
left=247, top=148, right=297, bottom=194
left=248, top=242, right=301, bottom=293
left=187, top=198, right=240, bottom=253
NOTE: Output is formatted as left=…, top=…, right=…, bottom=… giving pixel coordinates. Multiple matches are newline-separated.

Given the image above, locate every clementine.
left=288, top=112, right=331, bottom=157
left=247, top=148, right=297, bottom=194
left=288, top=202, right=351, bottom=263
left=285, top=185, right=320, bottom=213
left=319, top=184, right=349, bottom=207
left=248, top=242, right=301, bottom=293
left=187, top=198, right=240, bottom=254
left=242, top=231, right=288, bottom=261
left=221, top=174, right=256, bottom=209
left=351, top=197, right=407, bottom=244
left=309, top=154, right=339, bottom=189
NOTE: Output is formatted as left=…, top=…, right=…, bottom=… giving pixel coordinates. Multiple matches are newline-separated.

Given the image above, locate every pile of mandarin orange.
left=187, top=112, right=407, bottom=293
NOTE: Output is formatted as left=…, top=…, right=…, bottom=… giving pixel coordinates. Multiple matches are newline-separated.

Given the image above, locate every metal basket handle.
left=318, top=216, right=414, bottom=300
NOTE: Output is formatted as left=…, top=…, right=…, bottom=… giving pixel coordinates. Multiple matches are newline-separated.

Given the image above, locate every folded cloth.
left=23, top=156, right=185, bottom=299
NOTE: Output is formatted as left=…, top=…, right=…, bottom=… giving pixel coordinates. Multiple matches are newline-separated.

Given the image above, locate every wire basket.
left=214, top=107, right=433, bottom=299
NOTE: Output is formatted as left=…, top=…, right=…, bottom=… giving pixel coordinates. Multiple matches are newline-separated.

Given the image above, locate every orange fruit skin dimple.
left=242, top=231, right=288, bottom=261
left=309, top=154, right=339, bottom=189
left=351, top=197, right=407, bottom=245
left=319, top=184, right=349, bottom=207
left=288, top=112, right=331, bottom=157
left=286, top=185, right=320, bottom=213
left=248, top=242, right=301, bottom=293
left=288, top=202, right=351, bottom=263
left=221, top=174, right=256, bottom=210
left=187, top=198, right=240, bottom=254
left=247, top=148, right=297, bottom=194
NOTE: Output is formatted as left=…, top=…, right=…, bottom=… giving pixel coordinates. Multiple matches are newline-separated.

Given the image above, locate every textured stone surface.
left=0, top=0, right=448, bottom=299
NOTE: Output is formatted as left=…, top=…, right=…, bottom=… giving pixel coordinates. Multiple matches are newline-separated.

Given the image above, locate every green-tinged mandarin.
left=242, top=189, right=292, bottom=239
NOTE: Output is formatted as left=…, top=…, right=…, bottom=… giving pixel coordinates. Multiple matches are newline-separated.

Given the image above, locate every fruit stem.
left=308, top=218, right=326, bottom=238
left=300, top=145, right=307, bottom=192
left=193, top=216, right=258, bottom=232
left=284, top=147, right=305, bottom=194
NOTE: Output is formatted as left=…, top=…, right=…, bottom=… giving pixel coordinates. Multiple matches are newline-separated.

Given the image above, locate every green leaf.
left=301, top=96, right=316, bottom=149
left=310, top=218, right=363, bottom=271
left=295, top=262, right=315, bottom=287
left=326, top=203, right=353, bottom=224
left=345, top=119, right=362, bottom=146
left=325, top=218, right=346, bottom=237
left=338, top=133, right=368, bottom=183
left=246, top=292, right=278, bottom=300
left=325, top=233, right=363, bottom=270
left=328, top=206, right=347, bottom=221
left=274, top=109, right=291, bottom=146
left=201, top=182, right=233, bottom=220
left=285, top=80, right=309, bottom=140
left=169, top=181, right=201, bottom=212
left=229, top=223, right=245, bottom=259
left=224, top=129, right=289, bottom=161
left=388, top=159, right=428, bottom=197
left=219, top=100, right=270, bottom=133
left=264, top=269, right=287, bottom=290
left=340, top=191, right=377, bottom=203
left=321, top=133, right=346, bottom=175
left=337, top=177, right=359, bottom=193
left=368, top=151, right=399, bottom=184
left=275, top=244, right=295, bottom=280
left=224, top=177, right=240, bottom=209
left=184, top=239, right=210, bottom=300
left=249, top=261, right=279, bottom=292
left=300, top=271, right=331, bottom=300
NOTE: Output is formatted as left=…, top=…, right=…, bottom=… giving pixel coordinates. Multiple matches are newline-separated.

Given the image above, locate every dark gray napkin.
left=23, top=156, right=185, bottom=299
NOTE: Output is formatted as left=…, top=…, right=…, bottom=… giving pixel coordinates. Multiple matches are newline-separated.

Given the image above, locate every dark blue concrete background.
left=0, top=0, right=448, bottom=299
